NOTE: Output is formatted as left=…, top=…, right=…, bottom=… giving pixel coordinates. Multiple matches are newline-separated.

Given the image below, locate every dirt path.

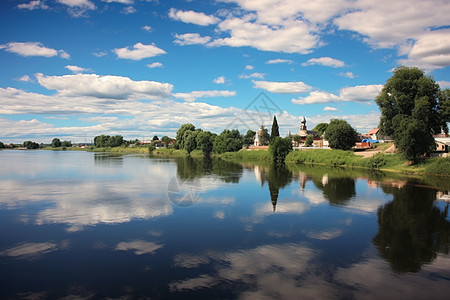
left=354, top=150, right=380, bottom=158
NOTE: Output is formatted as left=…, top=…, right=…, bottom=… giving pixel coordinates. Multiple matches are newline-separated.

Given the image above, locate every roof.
left=368, top=128, right=379, bottom=135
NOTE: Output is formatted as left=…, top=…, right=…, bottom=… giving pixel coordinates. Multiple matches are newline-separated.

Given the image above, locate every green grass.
left=152, top=148, right=190, bottom=157
left=285, top=149, right=363, bottom=167
left=217, top=149, right=272, bottom=162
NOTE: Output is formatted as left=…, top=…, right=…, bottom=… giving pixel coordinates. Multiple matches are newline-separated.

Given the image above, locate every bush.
left=367, top=154, right=387, bottom=170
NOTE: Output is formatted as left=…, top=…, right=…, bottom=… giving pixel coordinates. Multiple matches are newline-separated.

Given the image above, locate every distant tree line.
left=94, top=135, right=124, bottom=148
left=51, top=138, right=72, bottom=148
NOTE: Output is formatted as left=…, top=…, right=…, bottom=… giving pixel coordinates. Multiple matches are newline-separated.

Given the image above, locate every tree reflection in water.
left=267, top=164, right=293, bottom=211
left=373, top=184, right=450, bottom=273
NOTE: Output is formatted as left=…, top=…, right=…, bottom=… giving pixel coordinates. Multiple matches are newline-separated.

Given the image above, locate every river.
left=0, top=150, right=449, bottom=299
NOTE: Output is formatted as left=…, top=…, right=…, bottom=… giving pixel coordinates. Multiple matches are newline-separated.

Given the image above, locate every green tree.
left=305, top=134, right=314, bottom=147
left=152, top=135, right=159, bottom=141
left=183, top=130, right=200, bottom=154
left=325, top=119, right=358, bottom=150
left=174, top=123, right=196, bottom=149
left=161, top=136, right=170, bottom=146
left=0, top=141, right=5, bottom=148
left=312, top=123, right=328, bottom=137
left=292, top=134, right=302, bottom=145
left=213, top=129, right=243, bottom=154
left=269, top=136, right=293, bottom=164
left=94, top=135, right=110, bottom=147
left=242, top=130, right=256, bottom=147
left=270, top=116, right=279, bottom=143
left=23, top=141, right=39, bottom=149
left=196, top=131, right=215, bottom=156
left=439, top=89, right=450, bottom=133
left=375, top=66, right=443, bottom=160
left=52, top=138, right=62, bottom=148
left=258, top=125, right=270, bottom=146
left=61, top=140, right=72, bottom=147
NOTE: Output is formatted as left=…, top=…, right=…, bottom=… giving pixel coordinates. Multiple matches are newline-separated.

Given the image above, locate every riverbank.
left=30, top=146, right=450, bottom=177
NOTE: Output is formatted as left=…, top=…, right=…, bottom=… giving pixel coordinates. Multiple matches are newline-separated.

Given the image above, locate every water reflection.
left=373, top=183, right=450, bottom=273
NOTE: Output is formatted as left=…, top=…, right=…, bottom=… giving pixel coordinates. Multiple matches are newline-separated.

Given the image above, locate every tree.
left=196, top=131, right=215, bottom=156
left=152, top=135, right=159, bottom=141
left=305, top=134, right=314, bottom=147
left=270, top=116, right=279, bottom=143
left=258, top=125, right=270, bottom=146
left=312, top=123, right=328, bottom=137
left=23, top=141, right=39, bottom=149
left=324, top=119, right=358, bottom=150
left=52, top=138, right=62, bottom=148
left=61, top=140, right=72, bottom=147
left=94, top=135, right=124, bottom=147
left=292, top=134, right=302, bottom=145
left=439, top=89, right=450, bottom=133
left=213, top=129, right=243, bottom=154
left=161, top=136, right=170, bottom=146
left=0, top=141, right=5, bottom=148
left=174, top=124, right=195, bottom=149
left=269, top=136, right=292, bottom=164
left=375, top=66, right=443, bottom=160
left=242, top=130, right=256, bottom=147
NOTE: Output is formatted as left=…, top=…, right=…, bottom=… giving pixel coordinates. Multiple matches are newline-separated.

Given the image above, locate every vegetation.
left=51, top=138, right=72, bottom=148
left=270, top=115, right=279, bottom=143
left=438, top=88, right=450, bottom=133
left=0, top=141, right=5, bottom=148
left=269, top=136, right=292, bottom=164
left=196, top=131, right=215, bottom=156
left=258, top=124, right=270, bottom=146
left=242, top=130, right=256, bottom=147
left=375, top=66, right=445, bottom=161
left=312, top=123, right=328, bottom=137
left=305, top=134, right=314, bottom=147
left=94, top=135, right=124, bottom=148
left=213, top=129, right=243, bottom=154
left=23, top=141, right=40, bottom=149
left=324, top=119, right=358, bottom=150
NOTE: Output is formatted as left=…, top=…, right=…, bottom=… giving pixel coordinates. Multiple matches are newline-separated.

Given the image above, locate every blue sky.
left=1, top=0, right=449, bottom=143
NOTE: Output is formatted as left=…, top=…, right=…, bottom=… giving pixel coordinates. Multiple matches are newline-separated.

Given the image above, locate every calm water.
left=0, top=150, right=449, bottom=299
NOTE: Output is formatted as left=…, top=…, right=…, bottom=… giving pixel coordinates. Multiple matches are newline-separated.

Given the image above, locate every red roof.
left=368, top=128, right=379, bottom=135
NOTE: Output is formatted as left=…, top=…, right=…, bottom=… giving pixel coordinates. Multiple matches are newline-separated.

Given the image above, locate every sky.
left=1, top=0, right=449, bottom=143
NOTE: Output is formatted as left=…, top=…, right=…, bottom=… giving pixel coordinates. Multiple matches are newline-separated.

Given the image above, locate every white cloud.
left=339, top=71, right=357, bottom=78
left=397, top=29, right=450, bottom=70
left=438, top=81, right=450, bottom=88
left=323, top=106, right=338, bottom=111
left=306, top=228, right=343, bottom=240
left=35, top=73, right=173, bottom=100
left=173, top=90, right=236, bottom=102
left=252, top=80, right=312, bottom=94
left=169, top=8, right=219, bottom=26
left=266, top=59, right=293, bottom=64
left=93, top=51, right=107, bottom=57
left=174, top=33, right=211, bottom=46
left=17, top=0, right=48, bottom=10
left=334, top=0, right=450, bottom=49
left=102, top=0, right=134, bottom=4
left=147, top=62, right=163, bottom=68
left=0, top=242, right=59, bottom=259
left=292, top=85, right=383, bottom=105
left=65, top=65, right=88, bottom=73
left=0, top=42, right=69, bottom=59
left=121, top=6, right=136, bottom=14
left=142, top=25, right=152, bottom=32
left=239, top=72, right=265, bottom=79
left=245, top=65, right=254, bottom=70
left=112, top=42, right=166, bottom=60
left=213, top=76, right=226, bottom=84
left=209, top=15, right=320, bottom=54
left=57, top=0, right=96, bottom=17
left=17, top=75, right=33, bottom=82
left=302, top=57, right=345, bottom=68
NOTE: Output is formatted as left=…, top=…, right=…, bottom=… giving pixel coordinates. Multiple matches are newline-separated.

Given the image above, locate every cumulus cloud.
left=339, top=71, right=357, bottom=78
left=17, top=0, right=49, bottom=10
left=252, top=80, right=312, bottom=94
left=147, top=62, right=163, bottom=68
left=0, top=242, right=59, bottom=259
left=115, top=240, right=163, bottom=255
left=173, top=90, right=236, bottom=102
left=0, top=42, right=69, bottom=59
left=169, top=8, right=219, bottom=26
left=239, top=72, right=265, bottom=79
left=438, top=81, right=450, bottom=88
left=213, top=76, right=226, bottom=84
left=57, top=0, right=96, bottom=17
left=65, top=65, right=88, bottom=73
left=121, top=6, right=136, bottom=14
left=112, top=42, right=166, bottom=60
left=174, top=33, right=211, bottom=46
left=35, top=73, right=173, bottom=100
left=266, top=59, right=293, bottom=64
left=245, top=65, right=254, bottom=70
left=209, top=15, right=320, bottom=54
left=323, top=106, right=338, bottom=111
left=302, top=57, right=345, bottom=68
left=142, top=25, right=152, bottom=32
left=292, top=85, right=383, bottom=105
left=17, top=75, right=33, bottom=82
left=102, top=0, right=133, bottom=4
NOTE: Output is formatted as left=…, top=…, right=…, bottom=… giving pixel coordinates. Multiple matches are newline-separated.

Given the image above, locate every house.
left=367, top=128, right=380, bottom=140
